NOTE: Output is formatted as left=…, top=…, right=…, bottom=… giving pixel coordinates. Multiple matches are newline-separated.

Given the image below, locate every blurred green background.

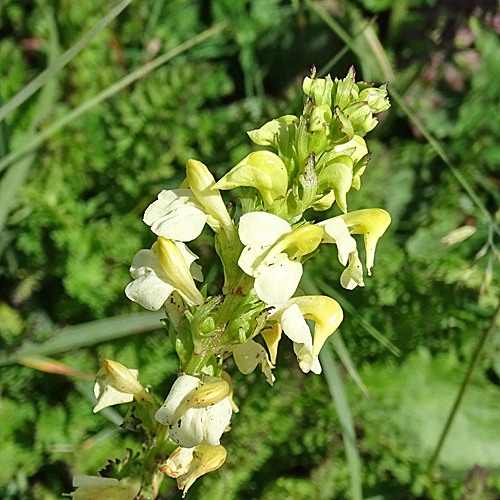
left=1, top=0, right=500, bottom=499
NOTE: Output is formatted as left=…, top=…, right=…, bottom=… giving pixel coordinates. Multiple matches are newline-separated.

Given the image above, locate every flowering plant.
left=74, top=66, right=390, bottom=498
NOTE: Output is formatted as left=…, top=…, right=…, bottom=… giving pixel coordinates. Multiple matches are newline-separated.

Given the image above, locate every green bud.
left=309, top=104, right=332, bottom=132
left=333, top=66, right=356, bottom=110
left=247, top=115, right=298, bottom=151
left=312, top=190, right=336, bottom=212
left=302, top=74, right=334, bottom=107
left=344, top=101, right=378, bottom=136
left=358, top=83, right=390, bottom=113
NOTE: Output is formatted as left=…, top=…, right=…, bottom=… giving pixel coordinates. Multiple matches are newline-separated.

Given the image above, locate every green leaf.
left=355, top=348, right=500, bottom=470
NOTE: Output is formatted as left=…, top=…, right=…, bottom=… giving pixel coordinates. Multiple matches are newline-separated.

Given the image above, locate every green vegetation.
left=1, top=1, right=499, bottom=499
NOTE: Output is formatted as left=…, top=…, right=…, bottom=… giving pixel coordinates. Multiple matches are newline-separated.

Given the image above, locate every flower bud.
left=303, top=74, right=334, bottom=107
left=186, top=159, right=233, bottom=232
left=309, top=104, right=332, bottom=132
left=247, top=115, right=298, bottom=151
left=358, top=83, right=390, bottom=113
left=312, top=190, right=336, bottom=212
left=156, top=236, right=205, bottom=305
left=214, top=151, right=288, bottom=207
left=318, top=155, right=353, bottom=213
left=102, top=359, right=143, bottom=394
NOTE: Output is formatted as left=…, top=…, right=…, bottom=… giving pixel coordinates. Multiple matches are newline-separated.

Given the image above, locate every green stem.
left=185, top=351, right=213, bottom=375
left=427, top=304, right=500, bottom=472
left=139, top=424, right=170, bottom=499
left=215, top=274, right=253, bottom=329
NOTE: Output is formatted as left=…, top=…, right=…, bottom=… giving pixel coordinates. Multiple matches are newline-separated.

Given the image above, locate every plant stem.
left=427, top=304, right=500, bottom=472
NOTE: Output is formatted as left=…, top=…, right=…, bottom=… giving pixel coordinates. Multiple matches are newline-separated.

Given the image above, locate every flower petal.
left=125, top=270, right=175, bottom=311
left=168, top=407, right=206, bottom=448
left=238, top=212, right=291, bottom=246
left=232, top=340, right=267, bottom=375
left=319, top=217, right=357, bottom=266
left=93, top=370, right=139, bottom=413
left=280, top=304, right=312, bottom=349
left=340, top=251, right=364, bottom=290
left=144, top=189, right=208, bottom=242
left=238, top=242, right=269, bottom=277
left=155, top=375, right=201, bottom=426
left=202, top=398, right=233, bottom=446
left=255, top=255, right=302, bottom=304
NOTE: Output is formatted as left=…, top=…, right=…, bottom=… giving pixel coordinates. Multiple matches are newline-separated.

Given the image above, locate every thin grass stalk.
left=0, top=0, right=135, bottom=122
left=0, top=23, right=226, bottom=175
left=320, top=345, right=363, bottom=500
left=427, top=304, right=500, bottom=472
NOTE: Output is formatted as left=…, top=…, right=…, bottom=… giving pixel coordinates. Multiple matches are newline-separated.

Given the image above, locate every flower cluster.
left=77, top=67, right=391, bottom=498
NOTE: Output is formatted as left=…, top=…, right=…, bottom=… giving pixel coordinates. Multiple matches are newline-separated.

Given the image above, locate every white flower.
left=232, top=339, right=275, bottom=385
left=125, top=238, right=203, bottom=310
left=70, top=475, right=141, bottom=500
left=238, top=212, right=323, bottom=304
left=276, top=303, right=322, bottom=374
left=159, top=442, right=227, bottom=497
left=318, top=216, right=357, bottom=266
left=155, top=375, right=232, bottom=448
left=93, top=367, right=139, bottom=413
left=269, top=295, right=343, bottom=374
left=93, top=360, right=153, bottom=413
left=144, top=189, right=218, bottom=242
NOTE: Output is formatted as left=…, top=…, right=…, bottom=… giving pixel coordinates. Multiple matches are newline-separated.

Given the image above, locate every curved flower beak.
left=288, top=295, right=344, bottom=358
left=340, top=208, right=391, bottom=274
left=270, top=224, right=324, bottom=260
left=155, top=375, right=232, bottom=448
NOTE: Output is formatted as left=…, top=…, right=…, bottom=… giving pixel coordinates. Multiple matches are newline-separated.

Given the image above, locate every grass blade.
left=0, top=0, right=135, bottom=122
left=0, top=311, right=165, bottom=367
left=0, top=8, right=60, bottom=231
left=0, top=23, right=226, bottom=175
left=0, top=92, right=8, bottom=157
left=331, top=332, right=370, bottom=397
left=320, top=344, right=362, bottom=500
